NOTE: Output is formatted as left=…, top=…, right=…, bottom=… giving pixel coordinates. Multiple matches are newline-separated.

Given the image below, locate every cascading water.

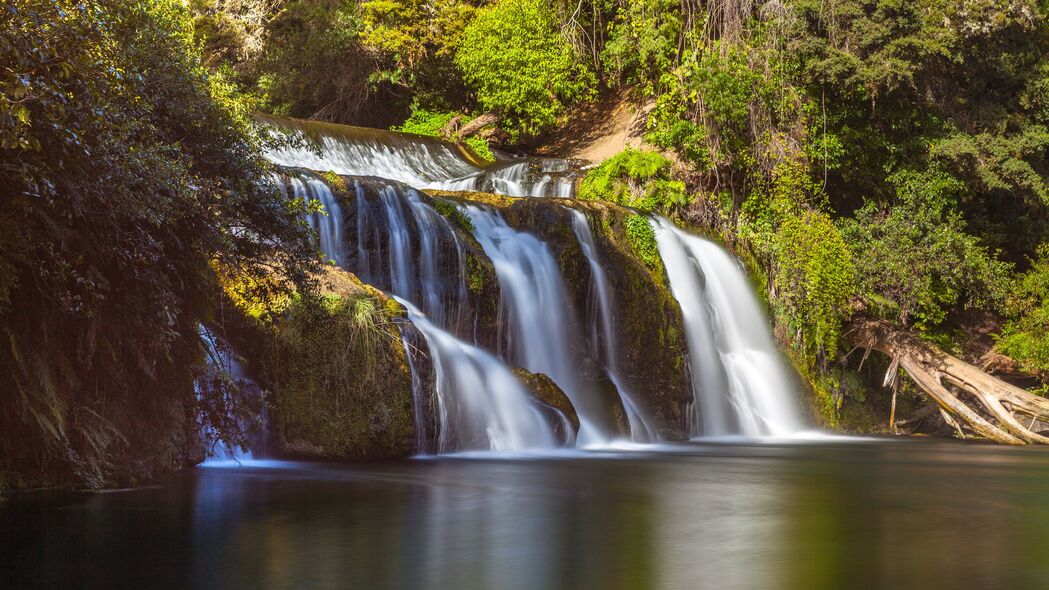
left=312, top=176, right=566, bottom=451
left=397, top=297, right=564, bottom=452
left=650, top=216, right=802, bottom=437
left=197, top=326, right=264, bottom=461
left=569, top=209, right=658, bottom=442
left=275, top=171, right=346, bottom=265
left=260, top=113, right=578, bottom=198
left=350, top=178, right=469, bottom=335
left=264, top=118, right=805, bottom=450
left=465, top=205, right=614, bottom=445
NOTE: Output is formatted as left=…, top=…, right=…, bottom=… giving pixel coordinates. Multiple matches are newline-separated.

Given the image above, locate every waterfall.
left=197, top=326, right=263, bottom=461
left=569, top=209, right=658, bottom=442
left=650, top=216, right=802, bottom=437
left=328, top=177, right=566, bottom=451
left=350, top=178, right=469, bottom=335
left=275, top=171, right=346, bottom=266
left=465, top=205, right=613, bottom=445
left=260, top=114, right=577, bottom=198
left=396, top=297, right=563, bottom=452
left=263, top=117, right=806, bottom=451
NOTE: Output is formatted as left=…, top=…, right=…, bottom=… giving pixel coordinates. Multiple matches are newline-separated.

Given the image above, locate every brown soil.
left=535, top=87, right=652, bottom=163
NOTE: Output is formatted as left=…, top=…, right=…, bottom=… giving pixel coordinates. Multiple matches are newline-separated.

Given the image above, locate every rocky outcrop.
left=219, top=266, right=417, bottom=459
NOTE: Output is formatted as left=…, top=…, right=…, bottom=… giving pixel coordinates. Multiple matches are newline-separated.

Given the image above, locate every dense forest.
left=4, top=0, right=1049, bottom=488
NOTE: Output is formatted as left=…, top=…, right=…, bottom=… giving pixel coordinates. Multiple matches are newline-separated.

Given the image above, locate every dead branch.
left=847, top=317, right=1049, bottom=445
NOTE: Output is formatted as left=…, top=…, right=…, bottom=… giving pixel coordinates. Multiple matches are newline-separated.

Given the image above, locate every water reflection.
left=6, top=441, right=1049, bottom=589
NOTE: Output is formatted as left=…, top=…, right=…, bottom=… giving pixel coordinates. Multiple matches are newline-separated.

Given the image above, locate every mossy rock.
left=219, top=266, right=418, bottom=459
left=513, top=368, right=579, bottom=440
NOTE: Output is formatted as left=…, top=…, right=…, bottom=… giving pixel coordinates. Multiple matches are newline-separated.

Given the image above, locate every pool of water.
left=5, top=438, right=1049, bottom=589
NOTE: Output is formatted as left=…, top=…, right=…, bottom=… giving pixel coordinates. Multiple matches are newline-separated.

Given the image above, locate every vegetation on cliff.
left=0, top=0, right=316, bottom=488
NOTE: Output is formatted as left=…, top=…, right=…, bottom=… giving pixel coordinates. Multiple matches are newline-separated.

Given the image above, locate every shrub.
left=774, top=210, right=856, bottom=357
left=393, top=106, right=494, bottom=161
left=840, top=169, right=1012, bottom=328
left=578, top=149, right=687, bottom=213
left=454, top=0, right=595, bottom=139
left=999, top=245, right=1049, bottom=375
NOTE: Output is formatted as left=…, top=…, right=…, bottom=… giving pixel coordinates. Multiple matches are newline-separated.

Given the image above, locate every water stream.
left=569, top=208, right=658, bottom=442
left=651, top=216, right=802, bottom=437
left=264, top=121, right=805, bottom=453
left=261, top=114, right=578, bottom=198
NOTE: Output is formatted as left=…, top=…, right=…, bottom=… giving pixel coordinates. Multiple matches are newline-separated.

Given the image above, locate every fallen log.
left=846, top=317, right=1049, bottom=445
left=457, top=112, right=500, bottom=138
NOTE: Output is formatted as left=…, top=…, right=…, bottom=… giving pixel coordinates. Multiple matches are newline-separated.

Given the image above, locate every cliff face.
left=219, top=266, right=419, bottom=460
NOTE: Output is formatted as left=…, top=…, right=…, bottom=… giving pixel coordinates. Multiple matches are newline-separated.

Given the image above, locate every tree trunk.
left=846, top=317, right=1049, bottom=445
left=457, top=112, right=500, bottom=138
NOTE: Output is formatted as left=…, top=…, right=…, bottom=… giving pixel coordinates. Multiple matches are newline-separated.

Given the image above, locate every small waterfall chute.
left=650, top=216, right=802, bottom=437
left=465, top=205, right=614, bottom=445
left=569, top=208, right=659, bottom=442
left=396, top=297, right=564, bottom=452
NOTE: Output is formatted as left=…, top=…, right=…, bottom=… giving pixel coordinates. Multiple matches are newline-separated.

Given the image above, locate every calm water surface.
left=5, top=438, right=1049, bottom=589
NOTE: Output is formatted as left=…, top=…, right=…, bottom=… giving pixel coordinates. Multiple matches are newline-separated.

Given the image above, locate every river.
left=5, top=438, right=1049, bottom=589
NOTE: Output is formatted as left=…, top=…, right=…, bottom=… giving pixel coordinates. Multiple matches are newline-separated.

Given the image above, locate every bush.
left=578, top=149, right=687, bottom=212
left=840, top=169, right=1012, bottom=328
left=999, top=246, right=1049, bottom=375
left=625, top=214, right=664, bottom=274
left=774, top=210, right=856, bottom=357
left=454, top=0, right=595, bottom=139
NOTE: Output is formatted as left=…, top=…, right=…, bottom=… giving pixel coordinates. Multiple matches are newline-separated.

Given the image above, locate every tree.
left=455, top=0, right=595, bottom=139
left=0, top=0, right=316, bottom=486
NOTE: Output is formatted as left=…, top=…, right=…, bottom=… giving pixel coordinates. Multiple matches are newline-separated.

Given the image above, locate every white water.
left=569, top=209, right=658, bottom=442
left=261, top=114, right=577, bottom=198
left=349, top=178, right=468, bottom=332
left=321, top=178, right=565, bottom=451
left=466, top=206, right=611, bottom=445
left=275, top=172, right=346, bottom=266
left=396, top=297, right=562, bottom=452
left=651, top=216, right=802, bottom=437
left=197, top=326, right=257, bottom=462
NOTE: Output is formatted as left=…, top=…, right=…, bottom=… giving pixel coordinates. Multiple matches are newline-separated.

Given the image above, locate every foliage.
left=601, top=0, right=682, bottom=90
left=358, top=0, right=476, bottom=108
left=392, top=106, right=494, bottom=161
left=250, top=0, right=380, bottom=122
left=0, top=0, right=315, bottom=486
left=774, top=210, right=856, bottom=357
left=999, top=245, right=1049, bottom=375
left=794, top=0, right=1049, bottom=261
left=431, top=198, right=475, bottom=234
left=625, top=214, right=663, bottom=274
left=455, top=0, right=596, bottom=139
left=840, top=169, right=1012, bottom=328
left=578, top=149, right=686, bottom=212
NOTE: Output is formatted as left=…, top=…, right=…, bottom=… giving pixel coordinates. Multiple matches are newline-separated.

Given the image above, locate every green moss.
left=578, top=148, right=687, bottom=213
left=432, top=198, right=475, bottom=234
left=321, top=170, right=349, bottom=192
left=625, top=214, right=664, bottom=275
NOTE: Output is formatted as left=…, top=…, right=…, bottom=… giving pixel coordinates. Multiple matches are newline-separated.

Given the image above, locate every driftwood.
left=847, top=317, right=1049, bottom=445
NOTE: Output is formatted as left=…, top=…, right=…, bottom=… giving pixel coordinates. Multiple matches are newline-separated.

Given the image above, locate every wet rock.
left=513, top=368, right=579, bottom=442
